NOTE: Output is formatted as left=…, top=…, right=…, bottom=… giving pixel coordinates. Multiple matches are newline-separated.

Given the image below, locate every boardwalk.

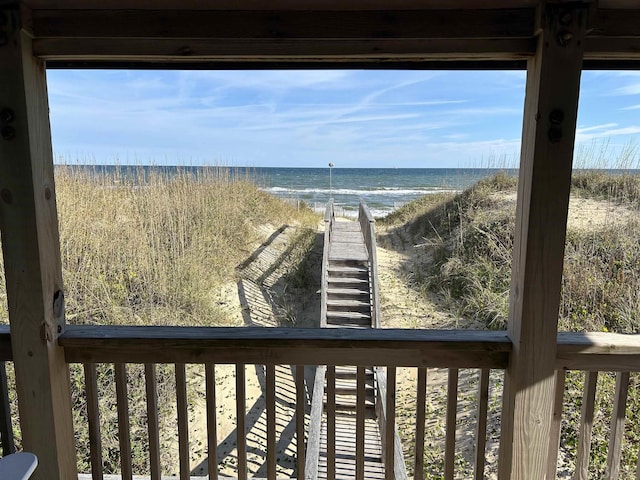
left=311, top=201, right=405, bottom=479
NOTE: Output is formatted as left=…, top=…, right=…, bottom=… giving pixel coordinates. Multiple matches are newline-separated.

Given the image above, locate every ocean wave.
left=263, top=187, right=458, bottom=196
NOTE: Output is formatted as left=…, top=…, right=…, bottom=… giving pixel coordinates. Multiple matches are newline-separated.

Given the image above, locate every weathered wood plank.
left=205, top=364, right=218, bottom=480
left=0, top=8, right=77, bottom=479
left=266, top=364, right=276, bottom=480
left=414, top=368, right=427, bottom=479
left=144, top=364, right=161, bottom=480
left=84, top=363, right=103, bottom=480
left=498, top=3, right=588, bottom=479
left=356, top=366, right=366, bottom=480
left=176, top=364, right=189, bottom=480
left=474, top=369, right=490, bottom=480
left=236, top=364, right=247, bottom=480
left=575, top=371, right=598, bottom=480
left=115, top=364, right=132, bottom=480
left=295, top=365, right=305, bottom=480
left=305, top=366, right=326, bottom=479
left=605, top=371, right=630, bottom=479
left=545, top=370, right=565, bottom=480
left=21, top=0, right=542, bottom=11
left=385, top=367, right=396, bottom=480
left=326, top=365, right=336, bottom=480
left=60, top=326, right=511, bottom=368
left=445, top=369, right=459, bottom=480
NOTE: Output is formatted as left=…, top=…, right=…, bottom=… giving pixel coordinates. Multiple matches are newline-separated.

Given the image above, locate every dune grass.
left=379, top=165, right=640, bottom=477
left=0, top=166, right=319, bottom=474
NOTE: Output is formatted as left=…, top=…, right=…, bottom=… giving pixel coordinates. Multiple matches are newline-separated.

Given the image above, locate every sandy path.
left=185, top=224, right=320, bottom=478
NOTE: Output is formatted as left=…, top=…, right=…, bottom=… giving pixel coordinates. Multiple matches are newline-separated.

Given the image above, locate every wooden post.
left=0, top=6, right=77, bottom=480
left=498, top=2, right=588, bottom=479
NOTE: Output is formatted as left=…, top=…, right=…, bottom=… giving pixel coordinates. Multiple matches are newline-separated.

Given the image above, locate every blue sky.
left=46, top=70, right=640, bottom=168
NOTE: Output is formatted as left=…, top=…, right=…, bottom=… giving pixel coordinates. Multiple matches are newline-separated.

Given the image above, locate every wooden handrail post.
left=498, top=3, right=588, bottom=479
left=0, top=5, right=77, bottom=479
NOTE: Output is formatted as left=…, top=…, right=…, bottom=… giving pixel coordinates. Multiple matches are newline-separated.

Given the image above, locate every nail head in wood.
left=0, top=108, right=14, bottom=123
left=0, top=189, right=12, bottom=205
left=1, top=125, right=15, bottom=140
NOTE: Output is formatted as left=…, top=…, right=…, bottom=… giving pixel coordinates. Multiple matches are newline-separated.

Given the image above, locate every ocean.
left=57, top=165, right=517, bottom=218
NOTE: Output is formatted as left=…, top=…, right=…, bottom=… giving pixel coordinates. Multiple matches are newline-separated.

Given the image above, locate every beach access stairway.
left=305, top=200, right=407, bottom=480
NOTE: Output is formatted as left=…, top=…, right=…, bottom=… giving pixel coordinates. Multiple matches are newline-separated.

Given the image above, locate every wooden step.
left=327, top=276, right=369, bottom=287
left=326, top=311, right=371, bottom=324
left=326, top=299, right=371, bottom=313
left=325, top=394, right=376, bottom=410
left=326, top=287, right=369, bottom=297
left=327, top=264, right=369, bottom=277
left=326, top=323, right=369, bottom=329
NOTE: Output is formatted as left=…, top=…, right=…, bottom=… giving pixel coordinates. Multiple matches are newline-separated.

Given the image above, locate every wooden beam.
left=0, top=6, right=77, bottom=480
left=22, top=0, right=541, bottom=10
left=59, top=326, right=511, bottom=367
left=498, top=2, right=587, bottom=479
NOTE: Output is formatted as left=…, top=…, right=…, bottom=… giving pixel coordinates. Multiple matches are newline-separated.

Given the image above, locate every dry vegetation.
left=378, top=163, right=640, bottom=477
left=0, top=166, right=319, bottom=475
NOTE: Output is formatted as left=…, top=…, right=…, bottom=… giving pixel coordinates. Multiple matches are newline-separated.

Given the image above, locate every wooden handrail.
left=58, top=326, right=511, bottom=368
left=320, top=200, right=334, bottom=328
left=358, top=200, right=381, bottom=329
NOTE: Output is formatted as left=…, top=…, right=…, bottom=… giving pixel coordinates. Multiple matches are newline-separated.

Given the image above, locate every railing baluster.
left=445, top=368, right=459, bottom=480
left=546, top=369, right=566, bottom=480
left=266, top=364, right=276, bottom=480
left=176, top=363, right=189, bottom=480
left=356, top=366, right=366, bottom=480
left=295, top=365, right=305, bottom=479
left=385, top=367, right=396, bottom=480
left=115, top=363, right=132, bottom=480
left=575, top=371, right=598, bottom=480
left=145, top=364, right=161, bottom=480
left=236, top=363, right=247, bottom=480
left=327, top=365, right=336, bottom=480
left=605, top=371, right=630, bottom=479
left=414, top=367, right=427, bottom=479
left=474, top=368, right=490, bottom=480
left=205, top=364, right=218, bottom=480
left=84, top=363, right=103, bottom=480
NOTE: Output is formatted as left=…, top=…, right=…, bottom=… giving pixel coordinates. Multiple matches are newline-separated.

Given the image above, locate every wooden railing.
left=3, top=326, right=640, bottom=478
left=358, top=201, right=380, bottom=329
left=320, top=200, right=334, bottom=329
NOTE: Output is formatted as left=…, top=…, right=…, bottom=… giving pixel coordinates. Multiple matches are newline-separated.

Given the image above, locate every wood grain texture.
left=204, top=364, right=218, bottom=480
left=355, top=366, right=366, bottom=480
left=266, top=364, right=276, bottom=480
left=236, top=364, right=247, bottom=480
left=326, top=365, right=336, bottom=480
left=144, top=364, right=161, bottom=480
left=295, top=365, right=305, bottom=480
left=60, top=326, right=510, bottom=368
left=84, top=363, right=103, bottom=480
left=305, top=365, right=326, bottom=479
left=575, top=371, right=598, bottom=480
left=498, top=3, right=587, bottom=479
left=474, top=369, right=490, bottom=480
left=115, top=364, right=132, bottom=480
left=445, top=369, right=459, bottom=480
left=175, top=364, right=189, bottom=480
left=414, top=368, right=427, bottom=479
left=0, top=11, right=77, bottom=479
left=605, top=371, right=630, bottom=479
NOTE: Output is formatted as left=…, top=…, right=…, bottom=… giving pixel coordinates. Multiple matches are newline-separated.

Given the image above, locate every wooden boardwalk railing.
left=3, top=327, right=640, bottom=477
